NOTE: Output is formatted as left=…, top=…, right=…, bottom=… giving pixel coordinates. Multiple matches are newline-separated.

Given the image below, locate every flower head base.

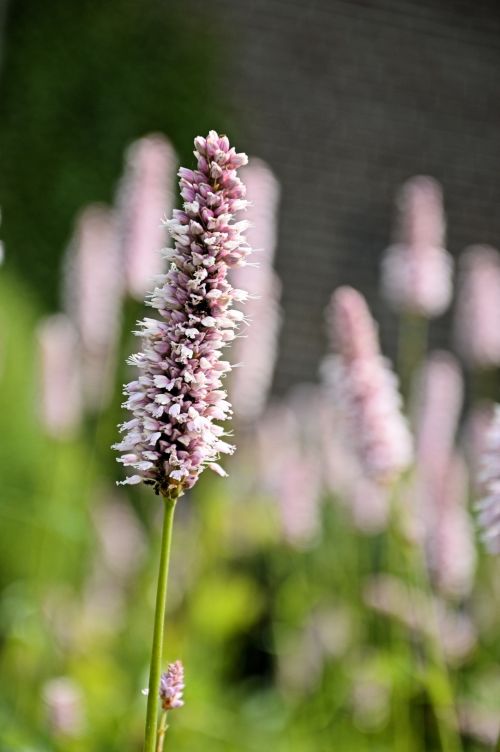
left=114, top=132, right=251, bottom=497
left=159, top=660, right=184, bottom=710
left=381, top=176, right=453, bottom=317
left=324, top=286, right=412, bottom=484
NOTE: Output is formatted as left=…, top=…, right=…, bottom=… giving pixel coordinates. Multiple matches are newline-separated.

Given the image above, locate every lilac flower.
left=230, top=158, right=282, bottom=422
left=381, top=176, right=453, bottom=317
left=37, top=314, right=82, bottom=439
left=159, top=660, right=184, bottom=710
left=324, top=286, right=412, bottom=484
left=454, top=246, right=500, bottom=369
left=116, top=134, right=177, bottom=300
left=476, top=405, right=500, bottom=553
left=114, top=132, right=251, bottom=497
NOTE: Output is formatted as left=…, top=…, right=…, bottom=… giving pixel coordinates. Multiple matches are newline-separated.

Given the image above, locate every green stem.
left=397, top=313, right=428, bottom=402
left=385, top=484, right=419, bottom=752
left=156, top=711, right=169, bottom=752
left=391, top=493, right=462, bottom=752
left=144, top=496, right=177, bottom=752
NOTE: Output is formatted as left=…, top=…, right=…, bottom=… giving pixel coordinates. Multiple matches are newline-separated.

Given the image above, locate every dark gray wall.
left=194, top=0, right=500, bottom=393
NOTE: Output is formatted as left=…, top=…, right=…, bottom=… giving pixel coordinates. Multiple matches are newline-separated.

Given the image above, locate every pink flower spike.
left=464, top=401, right=496, bottom=487
left=230, top=158, right=282, bottom=423
left=115, top=132, right=252, bottom=497
left=256, top=396, right=321, bottom=548
left=43, top=678, right=84, bottom=737
left=410, top=352, right=473, bottom=591
left=63, top=204, right=123, bottom=411
left=429, top=454, right=476, bottom=599
left=324, top=286, right=412, bottom=484
left=159, top=660, right=184, bottom=710
left=476, top=405, right=500, bottom=554
left=413, top=351, right=464, bottom=484
left=454, top=245, right=500, bottom=369
left=381, top=176, right=453, bottom=317
left=37, top=314, right=82, bottom=439
left=116, top=134, right=178, bottom=300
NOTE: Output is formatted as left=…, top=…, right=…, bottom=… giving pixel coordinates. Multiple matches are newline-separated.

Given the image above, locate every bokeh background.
left=2, top=1, right=500, bottom=750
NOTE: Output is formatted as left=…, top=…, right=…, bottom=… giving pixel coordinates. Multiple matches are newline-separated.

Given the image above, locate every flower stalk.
left=115, top=131, right=250, bottom=750
left=144, top=495, right=177, bottom=752
left=156, top=712, right=168, bottom=752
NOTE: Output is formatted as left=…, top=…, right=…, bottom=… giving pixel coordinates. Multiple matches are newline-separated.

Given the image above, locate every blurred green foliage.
left=1, top=263, right=499, bottom=751
left=0, top=0, right=233, bottom=310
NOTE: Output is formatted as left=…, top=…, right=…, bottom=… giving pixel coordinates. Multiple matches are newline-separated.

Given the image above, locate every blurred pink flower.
left=43, top=677, right=84, bottom=737
left=476, top=405, right=500, bottom=553
left=324, top=286, right=412, bottom=484
left=381, top=176, right=452, bottom=317
left=364, top=575, right=476, bottom=664
left=277, top=605, right=352, bottom=695
left=116, top=134, right=177, bottom=300
left=256, top=397, right=321, bottom=547
left=37, top=314, right=82, bottom=438
left=318, top=400, right=358, bottom=496
left=430, top=454, right=476, bottom=599
left=274, top=385, right=389, bottom=536
left=454, top=245, right=500, bottom=369
left=279, top=452, right=322, bottom=548
left=412, top=352, right=463, bottom=531
left=93, top=493, right=146, bottom=579
left=64, top=205, right=123, bottom=411
left=463, top=401, right=496, bottom=486
left=349, top=475, right=390, bottom=534
left=411, top=353, right=475, bottom=595
left=413, top=352, right=463, bottom=473
left=230, top=158, right=282, bottom=422
left=458, top=703, right=500, bottom=747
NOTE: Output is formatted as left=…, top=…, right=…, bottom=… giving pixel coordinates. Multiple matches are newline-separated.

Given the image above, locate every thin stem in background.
left=156, top=711, right=168, bottom=752
left=144, top=495, right=177, bottom=752
left=391, top=490, right=462, bottom=752
left=386, top=483, right=420, bottom=752
left=397, top=313, right=429, bottom=402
